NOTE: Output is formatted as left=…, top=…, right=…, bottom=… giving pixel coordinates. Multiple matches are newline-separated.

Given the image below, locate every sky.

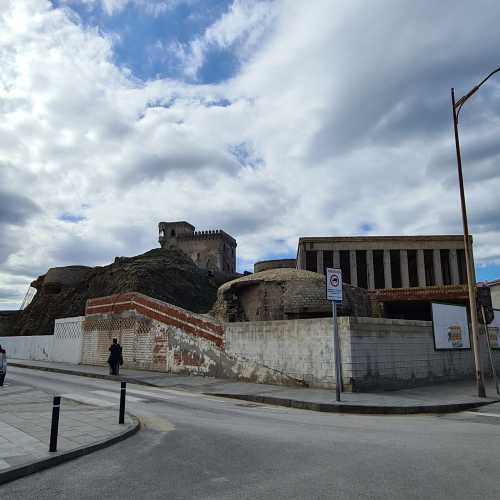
left=1, top=0, right=500, bottom=309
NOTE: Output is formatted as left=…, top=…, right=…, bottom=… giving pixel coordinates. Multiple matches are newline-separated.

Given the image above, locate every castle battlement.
left=158, top=221, right=237, bottom=273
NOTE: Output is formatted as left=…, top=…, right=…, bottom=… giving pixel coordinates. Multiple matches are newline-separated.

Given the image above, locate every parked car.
left=0, top=346, right=6, bottom=386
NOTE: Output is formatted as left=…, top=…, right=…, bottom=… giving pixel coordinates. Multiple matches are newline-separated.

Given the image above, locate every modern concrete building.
left=297, top=235, right=470, bottom=320
left=159, top=221, right=237, bottom=273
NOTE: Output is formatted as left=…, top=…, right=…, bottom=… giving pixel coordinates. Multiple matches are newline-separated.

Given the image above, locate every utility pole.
left=449, top=66, right=500, bottom=397
left=451, top=87, right=486, bottom=398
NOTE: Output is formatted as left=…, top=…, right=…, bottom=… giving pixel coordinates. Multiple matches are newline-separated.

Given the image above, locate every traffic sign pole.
left=332, top=301, right=341, bottom=402
left=326, top=268, right=343, bottom=402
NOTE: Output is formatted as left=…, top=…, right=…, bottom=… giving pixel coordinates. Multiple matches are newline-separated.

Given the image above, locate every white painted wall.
left=51, top=316, right=84, bottom=363
left=225, top=318, right=340, bottom=387
left=0, top=316, right=84, bottom=363
left=0, top=335, right=53, bottom=361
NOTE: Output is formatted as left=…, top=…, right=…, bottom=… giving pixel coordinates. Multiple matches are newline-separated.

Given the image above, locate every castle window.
left=171, top=229, right=175, bottom=237
left=159, top=230, right=164, bottom=237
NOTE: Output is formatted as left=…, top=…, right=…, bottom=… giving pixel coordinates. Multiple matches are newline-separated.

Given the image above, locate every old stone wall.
left=214, top=268, right=370, bottom=322
left=0, top=311, right=20, bottom=336
left=82, top=292, right=301, bottom=385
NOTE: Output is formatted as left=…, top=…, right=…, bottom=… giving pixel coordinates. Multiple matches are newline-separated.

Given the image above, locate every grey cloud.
left=49, top=236, right=120, bottom=267
left=120, top=150, right=240, bottom=186
left=309, top=1, right=500, bottom=161
left=0, top=191, right=40, bottom=225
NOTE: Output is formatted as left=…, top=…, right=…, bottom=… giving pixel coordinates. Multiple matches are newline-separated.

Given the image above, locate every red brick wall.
left=85, top=292, right=224, bottom=347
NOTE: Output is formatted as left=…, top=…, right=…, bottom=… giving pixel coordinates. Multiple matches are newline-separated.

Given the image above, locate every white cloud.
left=172, top=0, right=277, bottom=79
left=2, top=0, right=500, bottom=309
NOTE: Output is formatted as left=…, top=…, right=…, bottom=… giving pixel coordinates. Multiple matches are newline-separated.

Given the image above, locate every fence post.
left=49, top=396, right=61, bottom=452
left=119, top=381, right=126, bottom=424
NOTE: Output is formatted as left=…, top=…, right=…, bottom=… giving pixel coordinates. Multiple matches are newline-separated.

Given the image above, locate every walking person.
left=0, top=345, right=6, bottom=386
left=108, top=338, right=123, bottom=376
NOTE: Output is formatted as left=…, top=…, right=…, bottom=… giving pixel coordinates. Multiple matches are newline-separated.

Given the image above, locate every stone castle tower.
left=158, top=221, right=237, bottom=273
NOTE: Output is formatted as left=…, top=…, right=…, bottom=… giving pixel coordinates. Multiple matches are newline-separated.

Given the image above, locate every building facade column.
left=400, top=250, right=410, bottom=288
left=433, top=249, right=443, bottom=286
left=417, top=249, right=426, bottom=287
left=333, top=250, right=340, bottom=269
left=383, top=249, right=392, bottom=289
left=349, top=250, right=358, bottom=287
left=317, top=250, right=324, bottom=275
left=298, top=245, right=306, bottom=270
left=366, top=249, right=375, bottom=289
left=450, top=248, right=460, bottom=285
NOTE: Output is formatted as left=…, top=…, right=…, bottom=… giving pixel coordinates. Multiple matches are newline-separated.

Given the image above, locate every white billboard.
left=432, top=302, right=471, bottom=350
left=487, top=309, right=500, bottom=349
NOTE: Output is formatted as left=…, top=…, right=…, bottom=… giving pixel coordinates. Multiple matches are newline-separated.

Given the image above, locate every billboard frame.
left=431, top=301, right=472, bottom=352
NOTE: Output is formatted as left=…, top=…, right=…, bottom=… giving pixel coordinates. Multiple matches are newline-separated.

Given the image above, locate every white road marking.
left=465, top=410, right=500, bottom=418
left=91, top=390, right=144, bottom=403
left=61, top=394, right=115, bottom=407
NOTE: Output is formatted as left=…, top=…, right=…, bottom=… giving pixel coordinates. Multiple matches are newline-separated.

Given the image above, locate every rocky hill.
left=12, top=248, right=236, bottom=336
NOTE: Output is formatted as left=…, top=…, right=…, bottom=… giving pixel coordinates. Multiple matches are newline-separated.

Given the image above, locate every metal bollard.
left=49, top=396, right=61, bottom=452
left=119, top=381, right=126, bottom=424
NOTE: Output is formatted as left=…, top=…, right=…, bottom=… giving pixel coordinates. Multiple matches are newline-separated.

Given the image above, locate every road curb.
left=207, top=392, right=498, bottom=415
left=9, top=362, right=157, bottom=387
left=0, top=415, right=140, bottom=486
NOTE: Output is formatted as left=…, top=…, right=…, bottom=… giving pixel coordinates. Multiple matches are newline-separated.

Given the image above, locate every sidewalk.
left=10, top=359, right=500, bottom=414
left=0, top=380, right=138, bottom=485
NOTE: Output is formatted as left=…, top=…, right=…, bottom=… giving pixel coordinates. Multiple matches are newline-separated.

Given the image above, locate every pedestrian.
left=108, top=338, right=123, bottom=376
left=0, top=345, right=6, bottom=386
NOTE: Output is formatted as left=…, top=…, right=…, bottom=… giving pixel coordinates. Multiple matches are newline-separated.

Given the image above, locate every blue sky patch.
left=59, top=213, right=86, bottom=223
left=52, top=0, right=237, bottom=83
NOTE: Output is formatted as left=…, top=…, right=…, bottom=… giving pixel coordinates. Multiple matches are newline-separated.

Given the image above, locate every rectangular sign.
left=487, top=309, right=500, bottom=349
left=431, top=302, right=471, bottom=350
left=326, top=268, right=342, bottom=303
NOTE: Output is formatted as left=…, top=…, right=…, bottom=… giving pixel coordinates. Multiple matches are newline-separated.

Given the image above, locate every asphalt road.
left=2, top=366, right=500, bottom=500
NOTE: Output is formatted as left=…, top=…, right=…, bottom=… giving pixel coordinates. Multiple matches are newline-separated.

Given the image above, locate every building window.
left=305, top=250, right=317, bottom=272
left=407, top=250, right=418, bottom=287
left=457, top=249, right=467, bottom=284
left=390, top=250, right=402, bottom=288
left=424, top=249, right=435, bottom=286
left=159, top=230, right=165, bottom=237
left=323, top=250, right=333, bottom=275
left=440, top=249, right=451, bottom=285
left=171, top=229, right=175, bottom=237
left=373, top=250, right=385, bottom=289
left=356, top=250, right=368, bottom=289
left=340, top=250, right=351, bottom=284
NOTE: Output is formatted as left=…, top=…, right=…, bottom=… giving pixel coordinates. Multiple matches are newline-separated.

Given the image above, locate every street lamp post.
left=451, top=66, right=500, bottom=398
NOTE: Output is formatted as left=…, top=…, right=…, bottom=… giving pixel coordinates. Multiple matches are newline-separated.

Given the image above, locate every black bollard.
left=49, top=396, right=61, bottom=452
left=119, top=381, right=126, bottom=424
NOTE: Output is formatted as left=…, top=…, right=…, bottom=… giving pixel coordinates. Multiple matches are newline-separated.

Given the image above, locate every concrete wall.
left=0, top=317, right=84, bottom=362
left=0, top=335, right=53, bottom=361
left=225, top=316, right=500, bottom=390
left=226, top=318, right=350, bottom=388
left=254, top=259, right=296, bottom=273
left=345, top=317, right=498, bottom=390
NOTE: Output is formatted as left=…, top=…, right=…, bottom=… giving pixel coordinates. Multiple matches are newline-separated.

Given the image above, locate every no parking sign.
left=326, top=268, right=342, bottom=303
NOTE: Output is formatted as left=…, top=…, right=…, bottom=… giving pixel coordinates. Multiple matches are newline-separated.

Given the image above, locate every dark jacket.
left=108, top=344, right=123, bottom=365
